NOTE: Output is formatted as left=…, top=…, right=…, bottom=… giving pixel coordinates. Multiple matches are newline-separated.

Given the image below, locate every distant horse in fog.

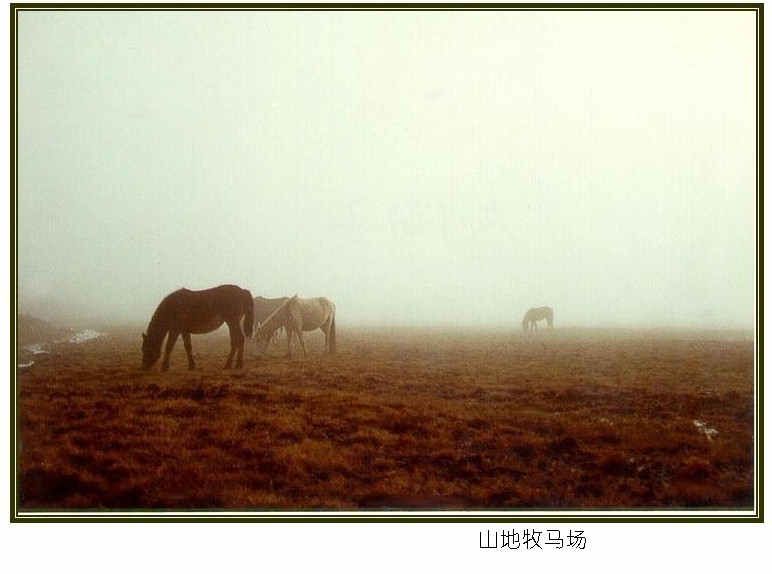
left=522, top=306, right=554, bottom=333
left=255, top=295, right=336, bottom=358
left=142, top=285, right=254, bottom=371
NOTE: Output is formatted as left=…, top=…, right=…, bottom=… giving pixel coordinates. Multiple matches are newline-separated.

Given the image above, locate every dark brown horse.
left=142, top=285, right=255, bottom=371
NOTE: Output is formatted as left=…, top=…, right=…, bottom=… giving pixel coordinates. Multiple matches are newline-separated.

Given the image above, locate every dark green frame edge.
left=8, top=1, right=765, bottom=524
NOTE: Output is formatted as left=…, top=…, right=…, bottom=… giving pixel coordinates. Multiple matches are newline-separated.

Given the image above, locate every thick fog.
left=16, top=10, right=757, bottom=329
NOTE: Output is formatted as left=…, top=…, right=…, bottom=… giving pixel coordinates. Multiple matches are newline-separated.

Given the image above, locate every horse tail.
left=329, top=312, right=337, bottom=353
left=242, top=289, right=255, bottom=339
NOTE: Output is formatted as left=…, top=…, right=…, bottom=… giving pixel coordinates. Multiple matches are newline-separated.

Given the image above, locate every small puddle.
left=18, top=329, right=105, bottom=370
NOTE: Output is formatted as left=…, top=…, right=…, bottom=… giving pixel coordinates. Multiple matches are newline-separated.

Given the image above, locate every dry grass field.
left=16, top=321, right=755, bottom=511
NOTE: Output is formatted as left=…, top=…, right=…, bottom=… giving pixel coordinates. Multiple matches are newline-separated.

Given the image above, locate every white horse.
left=256, top=295, right=336, bottom=357
left=522, top=306, right=554, bottom=333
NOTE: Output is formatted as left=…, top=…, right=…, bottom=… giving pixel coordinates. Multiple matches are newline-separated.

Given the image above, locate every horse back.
left=290, top=297, right=335, bottom=332
left=168, top=285, right=251, bottom=331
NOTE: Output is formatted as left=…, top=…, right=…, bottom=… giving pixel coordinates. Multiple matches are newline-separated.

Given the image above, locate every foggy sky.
left=16, top=10, right=757, bottom=328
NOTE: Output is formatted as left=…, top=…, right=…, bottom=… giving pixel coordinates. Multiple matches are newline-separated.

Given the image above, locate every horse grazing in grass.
left=256, top=295, right=336, bottom=358
left=252, top=296, right=289, bottom=353
left=522, top=306, right=554, bottom=333
left=142, top=285, right=254, bottom=371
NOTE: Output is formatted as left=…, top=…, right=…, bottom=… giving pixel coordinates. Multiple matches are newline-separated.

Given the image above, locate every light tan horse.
left=256, top=295, right=336, bottom=357
left=522, top=306, right=554, bottom=333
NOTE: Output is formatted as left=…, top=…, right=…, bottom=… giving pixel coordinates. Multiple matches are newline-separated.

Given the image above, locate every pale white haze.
left=16, top=10, right=757, bottom=329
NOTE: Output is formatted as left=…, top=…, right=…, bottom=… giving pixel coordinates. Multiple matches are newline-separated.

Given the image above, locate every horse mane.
left=254, top=296, right=289, bottom=322
left=259, top=296, right=296, bottom=337
left=146, top=289, right=182, bottom=343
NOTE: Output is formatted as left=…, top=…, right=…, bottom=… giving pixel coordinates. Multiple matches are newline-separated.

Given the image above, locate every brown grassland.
left=16, top=323, right=755, bottom=511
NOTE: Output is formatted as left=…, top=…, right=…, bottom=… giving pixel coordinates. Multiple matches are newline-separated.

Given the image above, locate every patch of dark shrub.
left=20, top=469, right=99, bottom=507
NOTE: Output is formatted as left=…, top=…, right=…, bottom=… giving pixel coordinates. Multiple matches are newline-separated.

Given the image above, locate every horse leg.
left=322, top=316, right=336, bottom=354
left=182, top=333, right=195, bottom=370
left=235, top=327, right=246, bottom=368
left=296, top=330, right=309, bottom=359
left=286, top=314, right=302, bottom=359
left=225, top=322, right=245, bottom=369
left=329, top=315, right=336, bottom=353
left=162, top=330, right=180, bottom=371
left=322, top=324, right=330, bottom=354
left=285, top=327, right=293, bottom=359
